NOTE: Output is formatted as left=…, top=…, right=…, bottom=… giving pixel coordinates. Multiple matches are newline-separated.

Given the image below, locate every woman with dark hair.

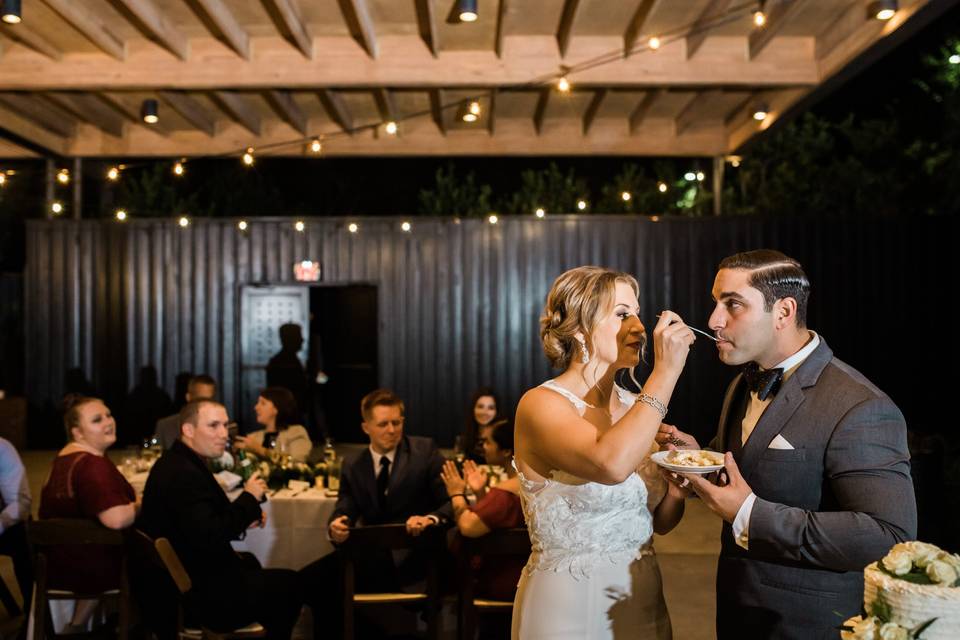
left=235, top=387, right=312, bottom=462
left=459, top=386, right=501, bottom=463
left=40, top=394, right=137, bottom=631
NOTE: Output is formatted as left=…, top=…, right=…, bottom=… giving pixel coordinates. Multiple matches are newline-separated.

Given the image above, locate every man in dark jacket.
left=138, top=400, right=302, bottom=639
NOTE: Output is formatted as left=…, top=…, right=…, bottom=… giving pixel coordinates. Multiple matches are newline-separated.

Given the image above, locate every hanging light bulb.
left=178, top=216, right=189, bottom=227
left=2, top=0, right=21, bottom=24
left=621, top=191, right=631, bottom=202
left=347, top=223, right=358, bottom=233
left=242, top=148, right=255, bottom=166
left=106, top=166, right=120, bottom=181
left=401, top=221, right=412, bottom=232
left=684, top=171, right=697, bottom=181
left=457, top=0, right=478, bottom=22
left=657, top=182, right=668, bottom=193
left=384, top=121, right=398, bottom=135
left=867, top=0, right=897, bottom=20
left=648, top=36, right=661, bottom=50
left=295, top=220, right=306, bottom=232
left=115, top=209, right=128, bottom=221
left=51, top=201, right=63, bottom=214
left=557, top=76, right=571, bottom=93
left=488, top=214, right=498, bottom=224
left=141, top=98, right=159, bottom=124
left=173, top=160, right=185, bottom=176
left=696, top=171, right=705, bottom=182
left=237, top=220, right=248, bottom=231
left=308, top=138, right=322, bottom=154
left=535, top=208, right=546, bottom=218
left=576, top=200, right=587, bottom=211
left=753, top=103, right=769, bottom=121
left=0, top=174, right=6, bottom=187
left=753, top=1, right=767, bottom=27
left=56, top=169, right=70, bottom=185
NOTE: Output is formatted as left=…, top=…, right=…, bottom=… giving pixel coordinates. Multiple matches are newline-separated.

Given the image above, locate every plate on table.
left=651, top=450, right=725, bottom=475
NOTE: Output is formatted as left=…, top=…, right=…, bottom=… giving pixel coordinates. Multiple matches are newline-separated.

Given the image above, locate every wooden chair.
left=339, top=523, right=446, bottom=640
left=127, top=529, right=265, bottom=640
left=26, top=518, right=130, bottom=640
left=0, top=565, right=21, bottom=616
left=456, top=527, right=530, bottom=640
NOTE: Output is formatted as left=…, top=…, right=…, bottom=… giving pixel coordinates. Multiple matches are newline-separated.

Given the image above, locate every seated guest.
left=39, top=395, right=137, bottom=631
left=138, top=400, right=302, bottom=640
left=234, top=387, right=311, bottom=463
left=154, top=374, right=216, bottom=449
left=302, top=389, right=451, bottom=637
left=458, top=387, right=501, bottom=463
left=0, top=437, right=33, bottom=621
left=441, top=419, right=524, bottom=602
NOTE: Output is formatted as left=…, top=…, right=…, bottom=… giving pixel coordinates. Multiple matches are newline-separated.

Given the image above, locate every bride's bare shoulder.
left=517, top=386, right=575, bottom=423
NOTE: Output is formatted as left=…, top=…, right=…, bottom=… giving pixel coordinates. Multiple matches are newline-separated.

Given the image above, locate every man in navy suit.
left=303, top=389, right=451, bottom=636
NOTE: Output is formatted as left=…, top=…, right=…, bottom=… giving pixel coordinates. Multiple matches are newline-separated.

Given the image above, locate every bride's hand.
left=652, top=311, right=695, bottom=377
left=655, top=423, right=700, bottom=451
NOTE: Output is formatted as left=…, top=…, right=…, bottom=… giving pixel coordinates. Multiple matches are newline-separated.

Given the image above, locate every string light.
left=753, top=1, right=767, bottom=27
left=535, top=208, right=546, bottom=218
left=115, top=209, right=128, bottom=221
left=242, top=148, right=255, bottom=166
left=557, top=76, right=571, bottom=92
left=107, top=166, right=120, bottom=181
left=621, top=191, right=631, bottom=202
left=696, top=171, right=705, bottom=181
left=658, top=182, right=668, bottom=193
left=347, top=223, right=358, bottom=233
left=576, top=200, right=587, bottom=211
left=684, top=171, right=697, bottom=181
left=173, top=161, right=185, bottom=176
left=0, top=174, right=6, bottom=187
left=237, top=220, right=248, bottom=231
left=51, top=201, right=63, bottom=214
left=178, top=216, right=189, bottom=227
left=401, top=221, right=412, bottom=232
left=488, top=214, right=498, bottom=224
left=295, top=220, right=306, bottom=232
left=56, top=169, right=70, bottom=185
left=384, top=121, right=398, bottom=135
left=308, top=138, right=322, bottom=154
left=648, top=37, right=661, bottom=50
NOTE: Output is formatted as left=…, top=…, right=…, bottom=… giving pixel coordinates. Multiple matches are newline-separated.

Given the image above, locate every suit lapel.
left=388, top=437, right=409, bottom=497
left=715, top=374, right=744, bottom=450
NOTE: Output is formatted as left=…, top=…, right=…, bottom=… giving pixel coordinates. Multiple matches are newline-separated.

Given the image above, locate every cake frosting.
left=863, top=561, right=960, bottom=639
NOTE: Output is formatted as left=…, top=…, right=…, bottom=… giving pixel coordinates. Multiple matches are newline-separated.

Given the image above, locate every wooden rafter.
left=623, top=0, right=666, bottom=57
left=750, top=0, right=813, bottom=59
left=414, top=0, right=439, bottom=58
left=340, top=0, right=379, bottom=59
left=686, top=0, right=735, bottom=60
left=675, top=91, right=713, bottom=136
left=374, top=89, right=397, bottom=124
left=41, top=0, right=125, bottom=60
left=194, top=0, right=250, bottom=59
left=429, top=89, right=446, bottom=135
left=582, top=89, right=607, bottom=135
left=533, top=89, right=550, bottom=135
left=318, top=90, right=354, bottom=134
left=158, top=91, right=217, bottom=137
left=495, top=0, right=507, bottom=58
left=213, top=92, right=261, bottom=136
left=628, top=89, right=662, bottom=133
left=488, top=89, right=497, bottom=135
left=263, top=0, right=313, bottom=59
left=115, top=0, right=188, bottom=60
left=45, top=93, right=125, bottom=137
left=0, top=103, right=68, bottom=156
left=0, top=93, right=76, bottom=138
left=0, top=23, right=62, bottom=60
left=556, top=0, right=581, bottom=59
left=266, top=91, right=307, bottom=135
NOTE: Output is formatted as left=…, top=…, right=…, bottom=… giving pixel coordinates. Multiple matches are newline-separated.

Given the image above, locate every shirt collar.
left=369, top=445, right=397, bottom=469
left=774, top=330, right=820, bottom=381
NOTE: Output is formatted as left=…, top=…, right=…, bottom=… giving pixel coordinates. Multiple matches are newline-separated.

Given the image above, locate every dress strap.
left=540, top=379, right=592, bottom=412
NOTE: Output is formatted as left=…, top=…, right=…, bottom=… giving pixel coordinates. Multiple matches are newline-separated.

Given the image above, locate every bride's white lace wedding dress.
left=511, top=380, right=672, bottom=639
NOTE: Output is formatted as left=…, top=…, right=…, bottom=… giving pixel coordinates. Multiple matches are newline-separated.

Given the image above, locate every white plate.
left=651, top=450, right=725, bottom=475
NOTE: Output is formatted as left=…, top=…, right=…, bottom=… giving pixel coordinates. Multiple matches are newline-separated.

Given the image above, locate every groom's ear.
left=773, top=297, right=798, bottom=329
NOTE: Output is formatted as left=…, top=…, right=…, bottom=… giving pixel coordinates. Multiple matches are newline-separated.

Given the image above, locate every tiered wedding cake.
left=842, top=542, right=960, bottom=639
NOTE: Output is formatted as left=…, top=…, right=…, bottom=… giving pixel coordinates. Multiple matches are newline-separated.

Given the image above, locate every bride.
left=512, top=266, right=695, bottom=639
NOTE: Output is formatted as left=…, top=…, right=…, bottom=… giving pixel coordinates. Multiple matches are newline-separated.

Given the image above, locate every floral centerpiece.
left=214, top=449, right=326, bottom=491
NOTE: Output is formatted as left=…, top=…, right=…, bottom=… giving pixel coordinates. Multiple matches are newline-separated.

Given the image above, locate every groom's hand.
left=681, top=452, right=752, bottom=523
left=655, top=423, right=699, bottom=451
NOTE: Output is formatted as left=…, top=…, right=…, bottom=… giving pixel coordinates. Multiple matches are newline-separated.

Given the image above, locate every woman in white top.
left=512, top=266, right=695, bottom=640
left=235, top=387, right=312, bottom=462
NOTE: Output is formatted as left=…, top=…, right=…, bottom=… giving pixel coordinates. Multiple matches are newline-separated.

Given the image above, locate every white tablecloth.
left=231, top=487, right=337, bottom=570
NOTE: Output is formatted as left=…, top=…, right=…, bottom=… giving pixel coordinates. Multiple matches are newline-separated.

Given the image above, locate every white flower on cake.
left=878, top=622, right=911, bottom=640
left=906, top=542, right=942, bottom=569
left=883, top=548, right=914, bottom=576
left=841, top=615, right=878, bottom=639
left=925, top=560, right=958, bottom=586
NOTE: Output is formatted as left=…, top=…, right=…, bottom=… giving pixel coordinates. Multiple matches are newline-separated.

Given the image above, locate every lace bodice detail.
left=517, top=380, right=665, bottom=579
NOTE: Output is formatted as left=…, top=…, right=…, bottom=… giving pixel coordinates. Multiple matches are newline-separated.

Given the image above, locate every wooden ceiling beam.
left=488, top=89, right=497, bottom=135
left=533, top=89, right=550, bottom=135
left=374, top=88, right=397, bottom=124
left=263, top=0, right=313, bottom=59
left=495, top=0, right=507, bottom=58
left=0, top=93, right=76, bottom=138
left=340, top=0, right=379, bottom=59
left=115, top=0, right=189, bottom=60
left=628, top=89, right=662, bottom=134
left=45, top=93, right=126, bottom=138
left=40, top=0, right=126, bottom=60
left=265, top=91, right=307, bottom=135
left=318, top=90, right=354, bottom=134
left=582, top=89, right=606, bottom=135
left=429, top=89, right=446, bottom=135
left=624, top=0, right=667, bottom=57
left=686, top=0, right=735, bottom=60
left=675, top=91, right=713, bottom=136
left=556, top=0, right=581, bottom=59
left=0, top=103, right=69, bottom=156
left=158, top=91, right=217, bottom=136
left=0, top=23, right=62, bottom=60
left=750, top=0, right=813, bottom=60
left=213, top=91, right=261, bottom=136
left=194, top=0, right=250, bottom=59
left=414, top=0, right=439, bottom=58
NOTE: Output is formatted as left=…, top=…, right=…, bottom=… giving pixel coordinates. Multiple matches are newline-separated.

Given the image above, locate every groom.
left=658, top=250, right=917, bottom=640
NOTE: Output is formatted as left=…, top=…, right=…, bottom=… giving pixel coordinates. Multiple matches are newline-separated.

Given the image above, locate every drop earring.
left=576, top=336, right=590, bottom=364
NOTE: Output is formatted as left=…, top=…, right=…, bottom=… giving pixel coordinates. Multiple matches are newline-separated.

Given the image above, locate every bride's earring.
left=576, top=336, right=590, bottom=364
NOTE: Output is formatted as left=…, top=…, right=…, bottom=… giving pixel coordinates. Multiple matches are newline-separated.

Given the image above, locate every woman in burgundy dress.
left=442, top=419, right=525, bottom=602
left=39, top=394, right=137, bottom=631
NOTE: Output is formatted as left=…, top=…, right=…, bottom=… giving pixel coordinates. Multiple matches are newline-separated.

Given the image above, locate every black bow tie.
left=742, top=362, right=784, bottom=401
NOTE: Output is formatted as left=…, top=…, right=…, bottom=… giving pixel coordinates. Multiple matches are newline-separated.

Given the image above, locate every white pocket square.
left=768, top=434, right=795, bottom=450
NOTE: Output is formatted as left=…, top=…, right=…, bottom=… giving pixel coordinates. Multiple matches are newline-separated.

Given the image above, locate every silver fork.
left=655, top=314, right=718, bottom=342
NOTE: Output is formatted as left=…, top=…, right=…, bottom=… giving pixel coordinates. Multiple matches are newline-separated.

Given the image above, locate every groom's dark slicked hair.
left=719, top=250, right=810, bottom=328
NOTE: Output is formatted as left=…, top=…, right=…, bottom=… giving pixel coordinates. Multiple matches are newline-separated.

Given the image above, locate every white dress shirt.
left=733, top=332, right=820, bottom=550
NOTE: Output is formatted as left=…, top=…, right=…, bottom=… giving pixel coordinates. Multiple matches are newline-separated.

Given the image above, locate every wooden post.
left=72, top=156, right=82, bottom=220
left=712, top=155, right=724, bottom=216
left=45, top=158, right=55, bottom=220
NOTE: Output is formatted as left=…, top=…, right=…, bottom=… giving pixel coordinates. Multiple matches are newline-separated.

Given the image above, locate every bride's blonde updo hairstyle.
left=540, top=266, right=639, bottom=370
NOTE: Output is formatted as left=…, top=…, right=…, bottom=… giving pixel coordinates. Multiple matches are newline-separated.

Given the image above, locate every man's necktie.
left=376, top=456, right=391, bottom=505
left=742, top=362, right=784, bottom=401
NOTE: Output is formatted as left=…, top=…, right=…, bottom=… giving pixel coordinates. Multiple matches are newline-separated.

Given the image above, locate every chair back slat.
left=154, top=538, right=193, bottom=594
left=342, top=523, right=444, bottom=553
left=28, top=518, right=124, bottom=547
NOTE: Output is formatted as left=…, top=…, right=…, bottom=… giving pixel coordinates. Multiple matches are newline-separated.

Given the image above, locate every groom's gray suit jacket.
left=709, top=338, right=917, bottom=640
